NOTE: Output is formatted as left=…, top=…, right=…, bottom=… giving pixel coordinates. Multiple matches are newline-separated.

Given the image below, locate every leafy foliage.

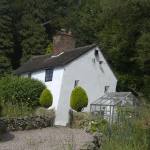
left=0, top=75, right=45, bottom=107
left=0, top=0, right=149, bottom=100
left=39, top=88, right=53, bottom=108
left=46, top=42, right=53, bottom=54
left=0, top=0, right=13, bottom=74
left=142, top=76, right=150, bottom=100
left=67, top=0, right=150, bottom=100
left=70, top=86, right=88, bottom=112
left=0, top=0, right=73, bottom=71
left=102, top=105, right=150, bottom=150
left=89, top=119, right=108, bottom=133
left=20, top=15, right=48, bottom=63
left=0, top=101, right=2, bottom=117
left=1, top=101, right=34, bottom=118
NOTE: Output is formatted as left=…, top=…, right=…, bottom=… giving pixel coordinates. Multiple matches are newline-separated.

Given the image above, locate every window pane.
left=45, top=69, right=53, bottom=82
left=74, top=80, right=79, bottom=88
left=104, top=86, right=109, bottom=93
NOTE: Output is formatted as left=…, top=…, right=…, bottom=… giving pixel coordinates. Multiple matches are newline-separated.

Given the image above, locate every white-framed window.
left=94, top=49, right=99, bottom=56
left=95, top=49, right=100, bottom=62
left=74, top=80, right=79, bottom=88
left=104, top=86, right=110, bottom=93
left=45, top=69, right=53, bottom=82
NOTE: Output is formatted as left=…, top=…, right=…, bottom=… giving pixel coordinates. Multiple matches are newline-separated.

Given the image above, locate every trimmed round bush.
left=70, top=86, right=88, bottom=112
left=39, top=89, right=53, bottom=108
left=0, top=75, right=45, bottom=107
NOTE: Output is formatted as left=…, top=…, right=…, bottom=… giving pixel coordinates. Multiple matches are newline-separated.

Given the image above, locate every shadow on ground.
left=0, top=132, right=15, bottom=142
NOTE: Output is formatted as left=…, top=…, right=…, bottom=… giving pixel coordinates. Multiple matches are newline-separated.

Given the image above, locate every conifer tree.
left=20, top=15, right=48, bottom=63
left=0, top=0, right=14, bottom=74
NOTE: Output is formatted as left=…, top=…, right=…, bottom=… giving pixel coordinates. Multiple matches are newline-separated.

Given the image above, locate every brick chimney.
left=53, top=29, right=75, bottom=55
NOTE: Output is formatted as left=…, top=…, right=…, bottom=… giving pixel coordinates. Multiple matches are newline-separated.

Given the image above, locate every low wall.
left=0, top=115, right=54, bottom=131
left=80, top=132, right=103, bottom=150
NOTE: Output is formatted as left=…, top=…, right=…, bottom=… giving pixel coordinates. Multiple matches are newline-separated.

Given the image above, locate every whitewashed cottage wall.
left=55, top=47, right=117, bottom=126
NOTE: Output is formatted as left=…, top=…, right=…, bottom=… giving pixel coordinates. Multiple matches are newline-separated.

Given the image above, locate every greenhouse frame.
left=90, top=92, right=138, bottom=124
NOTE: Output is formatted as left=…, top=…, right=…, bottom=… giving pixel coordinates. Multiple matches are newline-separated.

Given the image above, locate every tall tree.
left=66, top=0, right=150, bottom=99
left=20, top=15, right=48, bottom=62
left=9, top=0, right=23, bottom=69
left=0, top=0, right=14, bottom=75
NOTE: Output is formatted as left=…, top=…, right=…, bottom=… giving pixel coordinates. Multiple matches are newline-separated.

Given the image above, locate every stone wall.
left=80, top=132, right=103, bottom=150
left=0, top=115, right=54, bottom=131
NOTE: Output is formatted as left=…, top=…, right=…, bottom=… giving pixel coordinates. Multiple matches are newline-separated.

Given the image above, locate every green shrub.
left=0, top=75, right=45, bottom=107
left=89, top=119, right=108, bottom=133
left=100, top=105, right=150, bottom=150
left=70, top=86, right=88, bottom=112
left=39, top=89, right=53, bottom=108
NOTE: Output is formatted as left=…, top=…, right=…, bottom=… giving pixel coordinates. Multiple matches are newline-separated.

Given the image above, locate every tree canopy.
left=0, top=0, right=149, bottom=100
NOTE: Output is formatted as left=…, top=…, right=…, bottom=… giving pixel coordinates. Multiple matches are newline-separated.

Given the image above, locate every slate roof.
left=15, top=44, right=96, bottom=75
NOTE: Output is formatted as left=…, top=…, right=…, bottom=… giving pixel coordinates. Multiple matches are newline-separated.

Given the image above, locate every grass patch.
left=102, top=104, right=150, bottom=150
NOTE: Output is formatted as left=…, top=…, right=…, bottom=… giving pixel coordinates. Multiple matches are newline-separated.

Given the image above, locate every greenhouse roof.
left=91, top=92, right=137, bottom=106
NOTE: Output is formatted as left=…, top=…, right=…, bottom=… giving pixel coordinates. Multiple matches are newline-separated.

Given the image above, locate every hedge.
left=0, top=75, right=45, bottom=107
left=70, top=86, right=88, bottom=112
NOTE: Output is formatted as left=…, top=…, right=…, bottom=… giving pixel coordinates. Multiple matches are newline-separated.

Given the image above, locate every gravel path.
left=0, top=127, right=93, bottom=150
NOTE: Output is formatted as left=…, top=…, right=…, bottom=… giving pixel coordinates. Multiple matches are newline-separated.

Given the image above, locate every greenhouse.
left=90, top=92, right=138, bottom=124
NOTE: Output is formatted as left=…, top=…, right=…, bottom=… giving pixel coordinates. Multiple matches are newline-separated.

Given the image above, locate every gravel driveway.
left=0, top=127, right=93, bottom=150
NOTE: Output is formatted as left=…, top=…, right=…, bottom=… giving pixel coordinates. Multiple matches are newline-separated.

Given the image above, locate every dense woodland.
left=0, top=0, right=149, bottom=101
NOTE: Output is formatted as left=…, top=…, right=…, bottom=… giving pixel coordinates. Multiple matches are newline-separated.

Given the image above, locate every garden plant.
left=0, top=75, right=45, bottom=117
left=39, top=88, right=53, bottom=108
left=70, top=86, right=88, bottom=112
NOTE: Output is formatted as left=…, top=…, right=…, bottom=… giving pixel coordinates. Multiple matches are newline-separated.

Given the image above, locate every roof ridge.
left=63, top=43, right=97, bottom=53
left=32, top=44, right=96, bottom=59
left=30, top=54, right=52, bottom=60
left=15, top=44, right=97, bottom=74
left=32, top=54, right=51, bottom=58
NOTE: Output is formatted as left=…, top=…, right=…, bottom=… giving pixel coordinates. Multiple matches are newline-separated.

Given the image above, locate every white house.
left=15, top=31, right=117, bottom=126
